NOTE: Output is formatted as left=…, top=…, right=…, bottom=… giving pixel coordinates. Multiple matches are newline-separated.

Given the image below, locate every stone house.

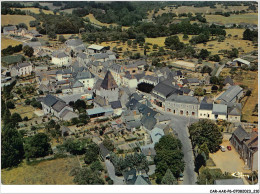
left=3, top=26, right=17, bottom=35
left=217, top=85, right=243, bottom=103
left=51, top=52, right=71, bottom=67
left=164, top=95, right=199, bottom=117
left=230, top=126, right=258, bottom=171
left=11, top=62, right=33, bottom=77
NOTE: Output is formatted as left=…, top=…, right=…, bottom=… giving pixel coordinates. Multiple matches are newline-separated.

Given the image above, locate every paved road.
left=215, top=64, right=225, bottom=77
left=105, top=160, right=125, bottom=185
left=170, top=115, right=198, bottom=185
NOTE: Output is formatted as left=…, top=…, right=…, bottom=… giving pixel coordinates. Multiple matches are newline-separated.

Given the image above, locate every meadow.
left=148, top=4, right=249, bottom=18
left=205, top=13, right=258, bottom=25
left=1, top=35, right=23, bottom=49
left=84, top=14, right=129, bottom=30
left=1, top=15, right=36, bottom=30
left=1, top=157, right=79, bottom=185
left=10, top=104, right=36, bottom=120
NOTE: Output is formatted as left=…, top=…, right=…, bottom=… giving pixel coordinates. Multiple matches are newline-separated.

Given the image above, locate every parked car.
left=220, top=145, right=226, bottom=152
left=227, top=146, right=232, bottom=151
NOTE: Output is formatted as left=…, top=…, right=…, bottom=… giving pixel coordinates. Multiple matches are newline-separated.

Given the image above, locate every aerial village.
left=1, top=1, right=258, bottom=186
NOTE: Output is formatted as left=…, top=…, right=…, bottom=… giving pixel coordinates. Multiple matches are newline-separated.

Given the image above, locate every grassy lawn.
left=10, top=105, right=36, bottom=120
left=220, top=69, right=258, bottom=123
left=1, top=15, right=36, bottom=30
left=206, top=13, right=258, bottom=25
left=1, top=35, right=23, bottom=49
left=1, top=157, right=79, bottom=185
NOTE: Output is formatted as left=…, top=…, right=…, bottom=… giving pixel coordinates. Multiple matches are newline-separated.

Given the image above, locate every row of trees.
left=188, top=120, right=222, bottom=173
left=154, top=135, right=185, bottom=184
left=2, top=44, right=23, bottom=56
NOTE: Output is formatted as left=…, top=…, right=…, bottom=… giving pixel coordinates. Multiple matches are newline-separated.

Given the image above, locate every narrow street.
left=104, top=160, right=125, bottom=185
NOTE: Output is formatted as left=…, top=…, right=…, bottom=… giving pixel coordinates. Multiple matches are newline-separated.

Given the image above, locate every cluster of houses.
left=3, top=25, right=42, bottom=39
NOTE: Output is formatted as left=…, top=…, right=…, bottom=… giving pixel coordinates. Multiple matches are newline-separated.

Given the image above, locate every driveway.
left=104, top=160, right=125, bottom=185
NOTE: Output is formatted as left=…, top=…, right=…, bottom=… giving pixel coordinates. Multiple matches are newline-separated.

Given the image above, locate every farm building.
left=233, top=58, right=251, bottom=66
left=87, top=44, right=106, bottom=53
left=217, top=85, right=243, bottom=103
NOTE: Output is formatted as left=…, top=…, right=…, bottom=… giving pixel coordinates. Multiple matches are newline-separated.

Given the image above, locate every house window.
left=132, top=70, right=136, bottom=73
left=173, top=110, right=176, bottom=114
left=192, top=112, right=195, bottom=116
left=180, top=110, right=183, bottom=115
left=83, top=81, right=85, bottom=83
left=167, top=108, right=171, bottom=112
left=186, top=111, right=189, bottom=116
left=200, top=113, right=202, bottom=116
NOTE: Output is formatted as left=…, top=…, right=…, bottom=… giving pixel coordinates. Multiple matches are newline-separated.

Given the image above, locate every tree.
left=1, top=125, right=24, bottom=169
left=17, top=23, right=28, bottom=30
left=154, top=135, right=184, bottom=183
left=199, top=49, right=210, bottom=60
left=48, top=31, right=57, bottom=40
left=209, top=55, right=220, bottom=62
left=127, top=39, right=132, bottom=47
left=23, top=45, right=34, bottom=57
left=103, top=139, right=115, bottom=151
left=161, top=169, right=178, bottom=185
left=73, top=168, right=105, bottom=185
left=24, top=133, right=52, bottom=159
left=243, top=29, right=258, bottom=41
left=58, top=35, right=66, bottom=43
left=84, top=143, right=99, bottom=164
left=183, top=34, right=189, bottom=40
left=194, top=88, right=205, bottom=96
left=137, top=82, right=154, bottom=93
left=6, top=101, right=15, bottom=109
left=62, top=138, right=87, bottom=155
left=11, top=113, right=22, bottom=123
left=90, top=160, right=104, bottom=171
left=165, top=35, right=184, bottom=50
left=74, top=99, right=87, bottom=112
left=188, top=119, right=222, bottom=153
left=201, top=65, right=212, bottom=75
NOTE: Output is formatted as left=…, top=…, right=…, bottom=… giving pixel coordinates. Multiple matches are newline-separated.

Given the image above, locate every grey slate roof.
left=72, top=81, right=84, bottom=88
left=134, top=72, right=145, bottom=81
left=141, top=147, right=156, bottom=156
left=141, top=115, right=157, bottom=131
left=94, top=95, right=108, bottom=107
left=212, top=104, right=227, bottom=115
left=130, top=93, right=143, bottom=101
left=75, top=71, right=94, bottom=79
left=110, top=100, right=122, bottom=109
left=110, top=64, right=123, bottom=73
left=16, top=62, right=31, bottom=69
left=123, top=169, right=151, bottom=185
left=223, top=76, right=234, bottom=86
left=4, top=26, right=17, bottom=31
left=77, top=52, right=87, bottom=59
left=182, top=78, right=200, bottom=84
left=153, top=82, right=181, bottom=98
left=42, top=94, right=59, bottom=107
left=214, top=178, right=244, bottom=185
left=52, top=52, right=68, bottom=58
left=233, top=125, right=250, bottom=142
left=52, top=101, right=67, bottom=112
left=94, top=53, right=109, bottom=60
left=180, top=87, right=191, bottom=94
left=217, top=85, right=243, bottom=103
left=99, top=143, right=110, bottom=158
left=167, top=94, right=199, bottom=104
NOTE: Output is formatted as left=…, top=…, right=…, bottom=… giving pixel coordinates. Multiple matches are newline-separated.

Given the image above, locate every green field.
left=1, top=157, right=79, bottom=185
left=206, top=13, right=258, bottom=25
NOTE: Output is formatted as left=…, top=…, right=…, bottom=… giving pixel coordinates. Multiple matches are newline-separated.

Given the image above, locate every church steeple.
left=100, top=70, right=118, bottom=90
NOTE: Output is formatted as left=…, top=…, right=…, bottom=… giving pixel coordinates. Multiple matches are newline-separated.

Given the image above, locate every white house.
left=75, top=71, right=95, bottom=89
left=11, top=62, right=33, bottom=77
left=51, top=52, right=71, bottom=67
left=109, top=64, right=124, bottom=86
left=122, top=72, right=138, bottom=88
